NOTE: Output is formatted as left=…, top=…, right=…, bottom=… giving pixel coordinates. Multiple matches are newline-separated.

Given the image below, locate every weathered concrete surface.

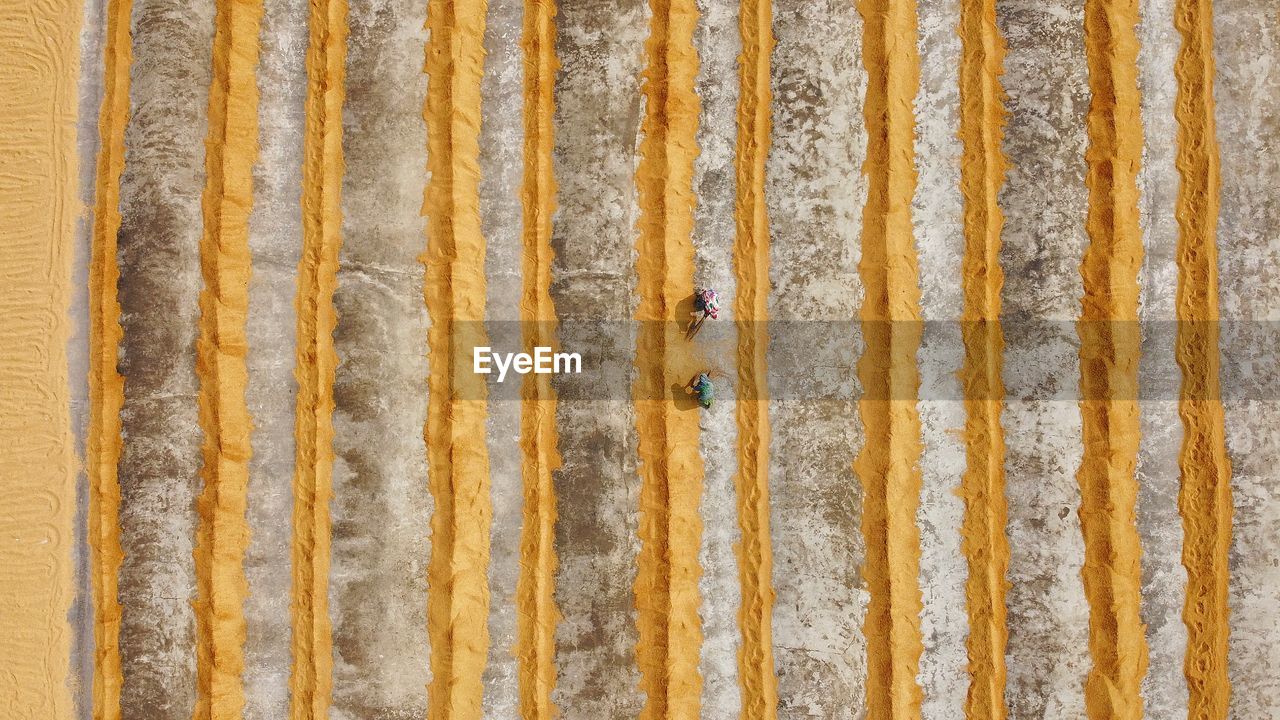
left=65, top=1, right=1280, bottom=718
left=1216, top=2, right=1280, bottom=717
left=996, top=2, right=1092, bottom=718
left=242, top=0, right=306, bottom=717
left=479, top=0, right=524, bottom=715
left=329, top=1, right=432, bottom=717
left=691, top=0, right=743, bottom=716
left=1135, top=1, right=1189, bottom=716
left=114, top=1, right=213, bottom=717
left=547, top=1, right=645, bottom=716
left=766, top=1, right=866, bottom=716
left=913, top=1, right=969, bottom=717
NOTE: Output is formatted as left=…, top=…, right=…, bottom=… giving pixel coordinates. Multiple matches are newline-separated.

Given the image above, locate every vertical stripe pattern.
left=289, top=0, right=349, bottom=716
left=88, top=0, right=134, bottom=717
left=1172, top=0, right=1231, bottom=716
left=633, top=0, right=706, bottom=717
left=423, top=1, right=493, bottom=718
left=191, top=0, right=264, bottom=717
left=956, top=0, right=1010, bottom=716
left=1078, top=0, right=1149, bottom=717
left=732, top=0, right=778, bottom=717
left=855, top=0, right=926, bottom=716
left=516, top=0, right=564, bottom=717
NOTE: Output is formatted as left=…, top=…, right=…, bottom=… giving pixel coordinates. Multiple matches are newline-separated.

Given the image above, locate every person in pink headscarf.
left=687, top=287, right=720, bottom=340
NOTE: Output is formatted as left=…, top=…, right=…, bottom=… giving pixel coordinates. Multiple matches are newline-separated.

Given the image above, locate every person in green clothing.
left=685, top=372, right=715, bottom=409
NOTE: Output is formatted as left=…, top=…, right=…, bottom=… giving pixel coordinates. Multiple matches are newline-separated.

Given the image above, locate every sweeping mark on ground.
left=956, top=0, right=1010, bottom=717
left=289, top=0, right=349, bottom=717
left=515, top=0, right=564, bottom=717
left=732, top=0, right=779, bottom=717
left=1078, top=0, right=1149, bottom=717
left=191, top=0, right=264, bottom=717
left=1172, top=0, right=1231, bottom=716
left=633, top=0, right=706, bottom=717
left=423, top=1, right=493, bottom=718
left=854, top=0, right=925, bottom=716
left=87, top=0, right=134, bottom=717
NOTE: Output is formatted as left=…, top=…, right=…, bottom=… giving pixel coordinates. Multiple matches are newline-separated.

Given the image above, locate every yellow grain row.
left=289, top=0, right=349, bottom=716
left=633, top=1, right=707, bottom=717
left=732, top=0, right=779, bottom=717
left=854, top=0, right=926, bottom=716
left=515, top=0, right=564, bottom=717
left=422, top=1, right=493, bottom=719
left=1078, top=0, right=1149, bottom=717
left=956, top=0, right=1011, bottom=717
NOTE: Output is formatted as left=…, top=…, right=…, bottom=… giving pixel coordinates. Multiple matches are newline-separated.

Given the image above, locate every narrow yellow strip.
left=1172, top=0, right=1231, bottom=716
left=0, top=1, right=80, bottom=717
left=87, top=1, right=134, bottom=718
left=515, top=1, right=564, bottom=717
left=423, top=1, right=492, bottom=718
left=732, top=0, right=779, bottom=717
left=1078, top=0, right=1148, bottom=717
left=289, top=0, right=349, bottom=717
left=956, top=0, right=1010, bottom=717
left=192, top=0, right=264, bottom=717
left=854, top=0, right=925, bottom=717
left=633, top=1, right=705, bottom=718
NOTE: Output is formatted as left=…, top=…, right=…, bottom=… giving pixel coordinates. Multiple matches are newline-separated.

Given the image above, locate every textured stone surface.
left=479, top=1, right=524, bottom=715
left=1135, top=1, right=1189, bottom=716
left=548, top=1, right=645, bottom=716
left=766, top=2, right=866, bottom=716
left=243, top=1, right=306, bottom=717
left=57, top=0, right=1280, bottom=717
left=114, top=2, right=213, bottom=716
left=329, top=1, right=432, bottom=716
left=1216, top=2, right=1280, bottom=717
left=997, top=2, right=1092, bottom=717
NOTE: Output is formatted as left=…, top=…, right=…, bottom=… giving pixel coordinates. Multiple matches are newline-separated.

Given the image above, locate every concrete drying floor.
left=35, top=0, right=1280, bottom=717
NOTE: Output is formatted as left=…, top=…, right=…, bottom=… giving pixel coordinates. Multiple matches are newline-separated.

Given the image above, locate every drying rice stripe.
left=514, top=0, right=564, bottom=717
left=1077, top=0, right=1149, bottom=717
left=423, top=1, right=493, bottom=718
left=956, top=0, right=1011, bottom=717
left=854, top=0, right=926, bottom=716
left=288, top=0, right=348, bottom=717
left=1171, top=0, right=1232, bottom=716
left=731, top=0, right=779, bottom=717
left=87, top=0, right=134, bottom=717
left=633, top=0, right=706, bottom=717
left=191, top=0, right=264, bottom=717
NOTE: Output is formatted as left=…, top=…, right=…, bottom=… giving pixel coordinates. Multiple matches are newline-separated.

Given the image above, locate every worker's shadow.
left=676, top=293, right=700, bottom=339
left=671, top=381, right=701, bottom=411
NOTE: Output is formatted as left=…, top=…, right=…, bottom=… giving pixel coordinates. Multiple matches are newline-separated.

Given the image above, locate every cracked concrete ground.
left=56, top=0, right=1280, bottom=718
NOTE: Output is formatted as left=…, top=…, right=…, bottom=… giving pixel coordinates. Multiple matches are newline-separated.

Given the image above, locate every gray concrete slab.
left=329, top=0, right=432, bottom=716
left=765, top=1, right=866, bottom=716
left=1135, top=1, right=1189, bottom=716
left=242, top=0, right=307, bottom=716
left=914, top=1, right=969, bottom=717
left=996, top=1, right=1092, bottom=717
left=1216, top=2, right=1280, bottom=716
left=114, top=1, right=214, bottom=716
left=479, top=0, right=526, bottom=715
left=691, top=1, right=744, bottom=717
left=547, top=1, right=647, bottom=716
